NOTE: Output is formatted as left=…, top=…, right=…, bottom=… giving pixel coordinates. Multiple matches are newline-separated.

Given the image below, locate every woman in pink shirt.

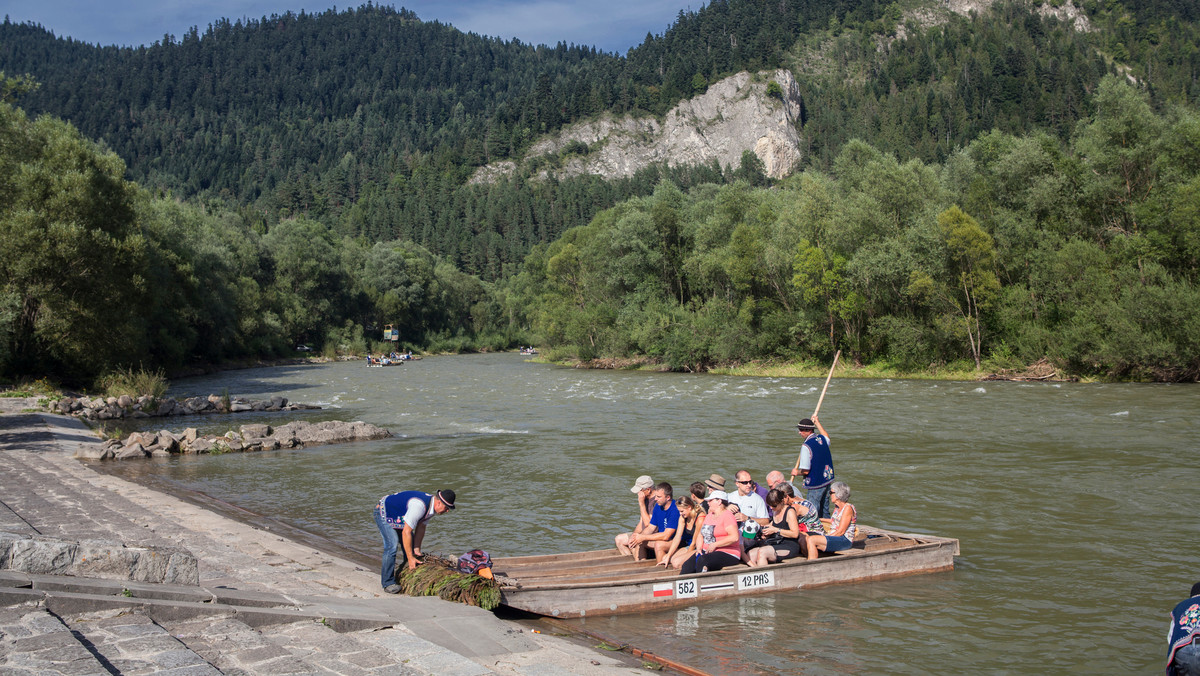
left=680, top=490, right=743, bottom=574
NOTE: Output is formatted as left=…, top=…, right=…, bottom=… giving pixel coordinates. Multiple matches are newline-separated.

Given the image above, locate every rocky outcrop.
left=471, top=69, right=804, bottom=183
left=0, top=531, right=198, bottom=585
left=1031, top=1, right=1091, bottom=32
left=49, top=394, right=319, bottom=421
left=912, top=0, right=1091, bottom=35
left=79, top=420, right=393, bottom=460
left=943, top=0, right=1088, bottom=27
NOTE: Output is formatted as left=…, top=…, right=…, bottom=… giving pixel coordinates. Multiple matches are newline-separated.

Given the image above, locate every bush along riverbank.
left=560, top=355, right=1081, bottom=382
left=82, top=420, right=393, bottom=460
left=48, top=394, right=320, bottom=420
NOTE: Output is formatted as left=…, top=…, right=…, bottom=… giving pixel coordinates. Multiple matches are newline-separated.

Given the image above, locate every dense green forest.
left=3, top=0, right=1200, bottom=383
left=5, top=1, right=1198, bottom=277
left=512, top=78, right=1200, bottom=380
left=0, top=85, right=516, bottom=384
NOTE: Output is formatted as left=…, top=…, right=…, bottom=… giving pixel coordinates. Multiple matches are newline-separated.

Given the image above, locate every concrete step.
left=1, top=571, right=397, bottom=633
left=166, top=613, right=426, bottom=676
left=165, top=613, right=304, bottom=675
left=357, top=625, right=495, bottom=676
left=0, top=450, right=170, bottom=548
left=0, top=571, right=555, bottom=674
left=0, top=602, right=108, bottom=675
left=0, top=456, right=81, bottom=535
left=61, top=607, right=221, bottom=675
left=1, top=415, right=646, bottom=676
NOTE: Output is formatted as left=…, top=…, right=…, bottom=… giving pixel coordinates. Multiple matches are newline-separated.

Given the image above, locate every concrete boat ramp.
left=0, top=410, right=650, bottom=675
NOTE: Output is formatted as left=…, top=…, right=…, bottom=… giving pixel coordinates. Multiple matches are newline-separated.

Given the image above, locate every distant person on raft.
left=374, top=488, right=456, bottom=594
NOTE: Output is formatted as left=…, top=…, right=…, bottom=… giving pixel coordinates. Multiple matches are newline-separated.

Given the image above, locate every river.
left=108, top=353, right=1199, bottom=674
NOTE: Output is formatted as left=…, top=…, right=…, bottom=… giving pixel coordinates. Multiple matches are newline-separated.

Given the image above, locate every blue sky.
left=0, top=0, right=697, bottom=54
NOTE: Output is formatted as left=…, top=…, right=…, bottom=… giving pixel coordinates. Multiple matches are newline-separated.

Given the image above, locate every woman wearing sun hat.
left=680, top=490, right=743, bottom=575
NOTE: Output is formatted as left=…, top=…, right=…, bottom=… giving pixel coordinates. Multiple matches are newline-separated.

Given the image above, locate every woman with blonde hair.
left=654, top=495, right=704, bottom=568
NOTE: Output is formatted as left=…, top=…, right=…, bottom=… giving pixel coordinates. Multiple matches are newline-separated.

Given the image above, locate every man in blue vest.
left=374, top=489, right=456, bottom=593
left=1168, top=581, right=1200, bottom=675
left=791, top=415, right=835, bottom=519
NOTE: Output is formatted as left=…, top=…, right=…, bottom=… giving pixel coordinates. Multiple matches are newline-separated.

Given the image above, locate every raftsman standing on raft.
left=792, top=415, right=835, bottom=519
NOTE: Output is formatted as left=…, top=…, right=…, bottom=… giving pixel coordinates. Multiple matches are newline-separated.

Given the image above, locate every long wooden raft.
left=494, top=524, right=959, bottom=617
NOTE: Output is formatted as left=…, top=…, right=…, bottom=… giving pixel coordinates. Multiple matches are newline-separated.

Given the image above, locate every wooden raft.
left=493, top=524, right=959, bottom=617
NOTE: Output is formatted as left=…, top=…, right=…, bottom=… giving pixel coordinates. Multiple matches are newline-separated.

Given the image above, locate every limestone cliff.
left=470, top=0, right=1091, bottom=187
left=908, top=0, right=1091, bottom=36
left=470, top=69, right=804, bottom=184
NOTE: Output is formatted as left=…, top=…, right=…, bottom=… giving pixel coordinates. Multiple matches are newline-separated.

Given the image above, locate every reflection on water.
left=109, top=354, right=1200, bottom=674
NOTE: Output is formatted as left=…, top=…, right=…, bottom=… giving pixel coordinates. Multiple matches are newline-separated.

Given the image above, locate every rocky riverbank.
left=81, top=420, right=393, bottom=460
left=49, top=394, right=320, bottom=420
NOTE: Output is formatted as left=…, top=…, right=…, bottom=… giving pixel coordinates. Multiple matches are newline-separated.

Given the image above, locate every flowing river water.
left=106, top=353, right=1198, bottom=674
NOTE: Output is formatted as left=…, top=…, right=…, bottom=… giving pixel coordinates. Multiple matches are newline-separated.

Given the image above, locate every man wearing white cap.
left=614, top=475, right=656, bottom=560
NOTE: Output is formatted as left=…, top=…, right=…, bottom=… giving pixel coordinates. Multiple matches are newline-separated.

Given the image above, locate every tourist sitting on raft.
left=699, top=474, right=725, bottom=513
left=747, top=488, right=803, bottom=567
left=728, top=470, right=769, bottom=527
left=805, top=481, right=856, bottom=559
left=689, top=481, right=709, bottom=514
left=611, top=472, right=853, bottom=570
left=614, top=475, right=653, bottom=559
left=681, top=490, right=743, bottom=575
left=615, top=476, right=675, bottom=561
left=781, top=482, right=824, bottom=542
left=655, top=495, right=704, bottom=569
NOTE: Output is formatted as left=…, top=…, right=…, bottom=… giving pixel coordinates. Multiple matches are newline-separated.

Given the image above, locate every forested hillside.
left=3, top=0, right=1200, bottom=383
left=6, top=0, right=1197, bottom=278
left=512, top=77, right=1200, bottom=380
left=0, top=1, right=892, bottom=275
left=793, top=0, right=1200, bottom=165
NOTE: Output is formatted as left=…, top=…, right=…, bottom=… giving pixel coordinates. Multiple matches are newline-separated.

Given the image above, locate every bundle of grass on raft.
left=397, top=555, right=500, bottom=610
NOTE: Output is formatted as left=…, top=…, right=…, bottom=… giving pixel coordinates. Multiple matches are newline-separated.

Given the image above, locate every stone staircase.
left=0, top=605, right=112, bottom=675
left=0, top=602, right=445, bottom=675
left=58, top=608, right=221, bottom=675
left=0, top=571, right=496, bottom=675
